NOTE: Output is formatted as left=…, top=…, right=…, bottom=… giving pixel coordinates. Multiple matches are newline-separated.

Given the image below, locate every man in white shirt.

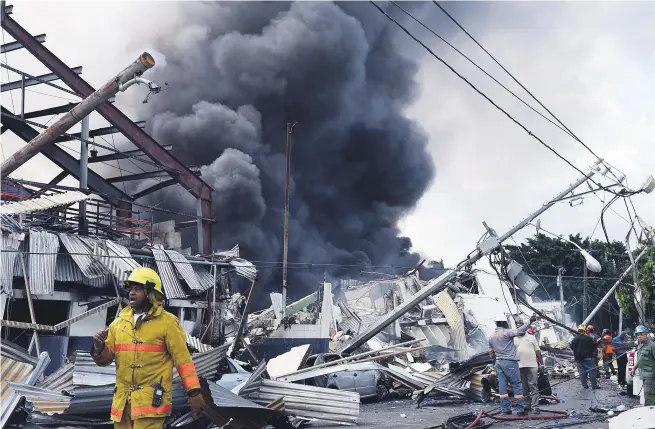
left=514, top=326, right=543, bottom=414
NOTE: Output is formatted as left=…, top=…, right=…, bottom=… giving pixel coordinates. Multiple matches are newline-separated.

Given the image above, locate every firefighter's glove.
left=92, top=328, right=108, bottom=354
left=529, top=314, right=537, bottom=323
left=188, top=391, right=206, bottom=417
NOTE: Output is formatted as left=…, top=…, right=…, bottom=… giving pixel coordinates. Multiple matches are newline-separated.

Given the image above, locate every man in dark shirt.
left=570, top=325, right=600, bottom=389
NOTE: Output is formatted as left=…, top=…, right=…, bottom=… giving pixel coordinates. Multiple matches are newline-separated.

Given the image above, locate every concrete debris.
left=267, top=344, right=312, bottom=379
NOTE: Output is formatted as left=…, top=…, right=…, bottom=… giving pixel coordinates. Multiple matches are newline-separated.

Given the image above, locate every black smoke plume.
left=139, top=2, right=435, bottom=298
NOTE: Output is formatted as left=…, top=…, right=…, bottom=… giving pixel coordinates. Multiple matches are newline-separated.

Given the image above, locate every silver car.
left=216, top=357, right=252, bottom=391
left=303, top=353, right=389, bottom=400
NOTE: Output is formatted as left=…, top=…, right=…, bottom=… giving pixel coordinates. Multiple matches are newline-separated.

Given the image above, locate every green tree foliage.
left=505, top=233, right=633, bottom=327
left=615, top=245, right=655, bottom=323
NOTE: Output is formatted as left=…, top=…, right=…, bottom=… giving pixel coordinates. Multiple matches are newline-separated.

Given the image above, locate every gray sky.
left=2, top=1, right=654, bottom=266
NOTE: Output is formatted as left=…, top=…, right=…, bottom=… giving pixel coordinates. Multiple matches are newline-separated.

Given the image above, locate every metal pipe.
left=282, top=121, right=297, bottom=316
left=582, top=247, right=648, bottom=326
left=342, top=160, right=604, bottom=354
left=557, top=267, right=565, bottom=323
left=79, top=115, right=89, bottom=234
left=20, top=75, right=25, bottom=118
left=1, top=52, right=155, bottom=177
left=20, top=255, right=40, bottom=354
left=583, top=263, right=588, bottom=319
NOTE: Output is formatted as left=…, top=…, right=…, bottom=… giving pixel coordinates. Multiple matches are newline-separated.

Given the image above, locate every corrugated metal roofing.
left=214, top=245, right=239, bottom=259
left=71, top=342, right=230, bottom=387
left=37, top=362, right=74, bottom=392
left=192, top=265, right=214, bottom=291
left=72, top=352, right=115, bottom=387
left=58, top=234, right=108, bottom=278
left=185, top=333, right=213, bottom=353
left=151, top=248, right=185, bottom=298
left=6, top=383, right=72, bottom=415
left=1, top=350, right=50, bottom=429
left=53, top=253, right=113, bottom=288
left=27, top=230, right=59, bottom=294
left=103, top=240, right=140, bottom=282
left=241, top=379, right=360, bottom=425
left=163, top=249, right=202, bottom=291
left=0, top=191, right=89, bottom=215
left=0, top=232, right=24, bottom=295
left=230, top=258, right=257, bottom=281
left=0, top=214, right=23, bottom=232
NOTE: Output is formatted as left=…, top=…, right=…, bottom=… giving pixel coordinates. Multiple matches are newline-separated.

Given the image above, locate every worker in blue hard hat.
left=630, top=325, right=654, bottom=406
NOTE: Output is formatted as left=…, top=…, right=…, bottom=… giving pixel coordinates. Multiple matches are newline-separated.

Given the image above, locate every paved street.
left=326, top=376, right=640, bottom=429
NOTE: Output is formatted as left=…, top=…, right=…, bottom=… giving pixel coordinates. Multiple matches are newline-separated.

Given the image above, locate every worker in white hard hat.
left=488, top=313, right=536, bottom=416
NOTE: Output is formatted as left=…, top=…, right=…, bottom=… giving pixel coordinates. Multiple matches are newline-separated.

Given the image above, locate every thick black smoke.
left=139, top=2, right=435, bottom=297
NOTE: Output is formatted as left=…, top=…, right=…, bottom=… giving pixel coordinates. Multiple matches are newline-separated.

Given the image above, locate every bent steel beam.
left=1, top=14, right=212, bottom=202
left=1, top=53, right=154, bottom=177
left=1, top=107, right=131, bottom=209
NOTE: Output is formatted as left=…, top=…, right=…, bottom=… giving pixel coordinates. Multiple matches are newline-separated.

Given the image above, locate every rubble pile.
left=3, top=264, right=641, bottom=428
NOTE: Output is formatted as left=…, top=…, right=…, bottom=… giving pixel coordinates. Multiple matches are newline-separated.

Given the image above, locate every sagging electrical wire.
left=431, top=1, right=634, bottom=193
left=372, top=1, right=643, bottom=198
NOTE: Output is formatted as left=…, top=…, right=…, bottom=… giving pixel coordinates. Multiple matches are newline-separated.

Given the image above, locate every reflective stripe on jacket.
left=92, top=293, right=200, bottom=422
left=602, top=335, right=614, bottom=355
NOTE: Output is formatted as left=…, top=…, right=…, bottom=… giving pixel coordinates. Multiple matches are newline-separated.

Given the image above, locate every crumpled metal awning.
left=0, top=190, right=90, bottom=215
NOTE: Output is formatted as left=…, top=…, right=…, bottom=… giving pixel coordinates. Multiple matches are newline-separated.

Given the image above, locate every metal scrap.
left=241, top=379, right=361, bottom=425
left=27, top=229, right=58, bottom=294
left=0, top=191, right=89, bottom=216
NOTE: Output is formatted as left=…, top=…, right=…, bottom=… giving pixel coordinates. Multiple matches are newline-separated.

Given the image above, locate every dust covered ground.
left=323, top=376, right=640, bottom=429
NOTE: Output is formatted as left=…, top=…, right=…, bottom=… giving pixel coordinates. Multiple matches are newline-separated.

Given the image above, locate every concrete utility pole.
left=583, top=247, right=648, bottom=326
left=342, top=159, right=606, bottom=354
left=281, top=121, right=297, bottom=317
left=1, top=52, right=156, bottom=178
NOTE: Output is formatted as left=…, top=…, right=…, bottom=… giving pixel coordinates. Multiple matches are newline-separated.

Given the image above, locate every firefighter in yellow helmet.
left=91, top=267, right=206, bottom=429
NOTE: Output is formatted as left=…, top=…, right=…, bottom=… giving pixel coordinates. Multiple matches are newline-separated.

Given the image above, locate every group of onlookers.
left=570, top=324, right=654, bottom=406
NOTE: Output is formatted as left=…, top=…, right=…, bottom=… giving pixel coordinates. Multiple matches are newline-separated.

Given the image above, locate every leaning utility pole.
left=342, top=159, right=608, bottom=354
left=281, top=121, right=297, bottom=317
left=1, top=52, right=156, bottom=178
left=583, top=262, right=588, bottom=319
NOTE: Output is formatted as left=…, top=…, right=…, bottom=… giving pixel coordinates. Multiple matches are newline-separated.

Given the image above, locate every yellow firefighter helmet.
left=124, top=267, right=164, bottom=297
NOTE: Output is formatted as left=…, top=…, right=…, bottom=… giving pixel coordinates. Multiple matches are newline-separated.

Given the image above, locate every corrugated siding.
left=58, top=234, right=108, bottom=278
left=28, top=230, right=59, bottom=294
left=0, top=232, right=24, bottom=295
left=164, top=249, right=202, bottom=291
left=241, top=379, right=360, bottom=425
left=151, top=248, right=185, bottom=298
left=54, top=253, right=113, bottom=288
